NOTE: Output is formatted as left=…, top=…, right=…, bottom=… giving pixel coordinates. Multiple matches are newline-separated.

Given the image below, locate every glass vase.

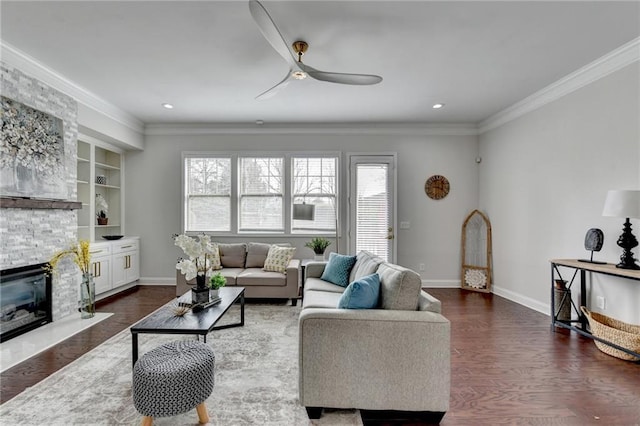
left=80, top=272, right=96, bottom=319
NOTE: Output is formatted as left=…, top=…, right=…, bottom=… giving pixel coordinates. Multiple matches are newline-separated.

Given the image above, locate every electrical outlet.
left=419, top=263, right=425, bottom=271
left=400, top=221, right=410, bottom=229
left=596, top=296, right=606, bottom=310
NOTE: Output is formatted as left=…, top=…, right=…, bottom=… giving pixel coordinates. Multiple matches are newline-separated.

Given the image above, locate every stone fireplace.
left=1, top=61, right=80, bottom=324
left=0, top=263, right=52, bottom=342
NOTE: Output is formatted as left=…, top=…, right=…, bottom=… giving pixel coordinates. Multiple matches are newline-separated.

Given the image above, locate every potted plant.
left=209, top=272, right=226, bottom=298
left=96, top=194, right=109, bottom=225
left=305, top=237, right=331, bottom=260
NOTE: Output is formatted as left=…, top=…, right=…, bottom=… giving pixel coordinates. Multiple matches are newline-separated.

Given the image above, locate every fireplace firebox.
left=0, top=263, right=52, bottom=343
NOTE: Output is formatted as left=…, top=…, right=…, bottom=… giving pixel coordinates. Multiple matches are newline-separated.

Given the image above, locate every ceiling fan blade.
left=306, top=66, right=383, bottom=85
left=255, top=70, right=295, bottom=100
left=249, top=0, right=298, bottom=68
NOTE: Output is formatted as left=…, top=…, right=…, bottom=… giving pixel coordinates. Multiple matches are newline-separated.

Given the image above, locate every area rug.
left=0, top=303, right=362, bottom=425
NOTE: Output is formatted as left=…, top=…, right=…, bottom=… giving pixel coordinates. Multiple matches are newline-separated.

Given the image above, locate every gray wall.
left=125, top=132, right=479, bottom=283
left=479, top=62, right=640, bottom=323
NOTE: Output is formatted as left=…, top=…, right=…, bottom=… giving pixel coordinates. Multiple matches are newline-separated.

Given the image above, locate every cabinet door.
left=92, top=256, right=112, bottom=295
left=113, top=251, right=139, bottom=287
left=125, top=251, right=140, bottom=282
left=112, top=253, right=127, bottom=288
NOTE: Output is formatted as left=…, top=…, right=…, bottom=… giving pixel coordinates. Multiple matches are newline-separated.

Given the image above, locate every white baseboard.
left=421, top=280, right=550, bottom=316
left=421, top=279, right=460, bottom=288
left=138, top=277, right=176, bottom=285
left=492, top=285, right=549, bottom=316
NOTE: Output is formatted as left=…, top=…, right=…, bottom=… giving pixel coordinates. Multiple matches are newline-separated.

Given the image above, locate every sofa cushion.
left=377, top=263, right=422, bottom=310
left=237, top=268, right=286, bottom=287
left=218, top=243, right=247, bottom=268
left=245, top=242, right=272, bottom=268
left=217, top=268, right=244, bottom=285
left=245, top=242, right=291, bottom=268
left=338, top=273, right=380, bottom=309
left=305, top=277, right=346, bottom=294
left=263, top=246, right=296, bottom=273
left=320, top=253, right=357, bottom=287
left=302, top=289, right=343, bottom=309
left=349, top=250, right=384, bottom=283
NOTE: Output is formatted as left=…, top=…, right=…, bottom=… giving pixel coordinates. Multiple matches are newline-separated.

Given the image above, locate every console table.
left=550, top=259, right=640, bottom=359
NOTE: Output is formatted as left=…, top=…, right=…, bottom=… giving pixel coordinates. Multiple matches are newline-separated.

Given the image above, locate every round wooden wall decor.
left=425, top=175, right=450, bottom=200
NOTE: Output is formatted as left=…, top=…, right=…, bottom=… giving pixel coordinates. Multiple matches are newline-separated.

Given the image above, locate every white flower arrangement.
left=174, top=234, right=217, bottom=281
left=95, top=194, right=109, bottom=218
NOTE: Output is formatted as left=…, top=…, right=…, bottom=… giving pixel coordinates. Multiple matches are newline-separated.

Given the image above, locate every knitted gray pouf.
left=133, top=340, right=215, bottom=418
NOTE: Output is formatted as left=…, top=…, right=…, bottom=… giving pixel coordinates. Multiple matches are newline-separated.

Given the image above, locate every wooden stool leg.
left=140, top=416, right=153, bottom=426
left=196, top=402, right=210, bottom=424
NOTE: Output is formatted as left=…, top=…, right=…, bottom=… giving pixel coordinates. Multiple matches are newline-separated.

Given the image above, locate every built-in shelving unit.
left=76, top=135, right=139, bottom=298
left=76, top=136, right=124, bottom=241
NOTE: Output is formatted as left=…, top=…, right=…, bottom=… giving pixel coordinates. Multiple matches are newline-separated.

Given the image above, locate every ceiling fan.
left=248, top=0, right=383, bottom=100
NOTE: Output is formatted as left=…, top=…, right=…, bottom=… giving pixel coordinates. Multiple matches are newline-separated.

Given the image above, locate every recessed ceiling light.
left=432, top=103, right=444, bottom=109
left=256, top=120, right=265, bottom=125
left=162, top=103, right=174, bottom=109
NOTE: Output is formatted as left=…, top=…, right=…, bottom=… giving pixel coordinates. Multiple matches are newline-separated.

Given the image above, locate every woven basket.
left=580, top=306, right=640, bottom=361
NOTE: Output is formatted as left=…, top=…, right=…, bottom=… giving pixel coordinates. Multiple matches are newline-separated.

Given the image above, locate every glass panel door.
left=349, top=155, right=396, bottom=262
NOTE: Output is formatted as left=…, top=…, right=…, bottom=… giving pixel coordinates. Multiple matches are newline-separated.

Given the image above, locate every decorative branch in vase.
left=47, top=240, right=95, bottom=318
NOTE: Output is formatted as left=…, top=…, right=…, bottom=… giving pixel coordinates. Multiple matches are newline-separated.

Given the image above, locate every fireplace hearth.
left=0, top=263, right=52, bottom=343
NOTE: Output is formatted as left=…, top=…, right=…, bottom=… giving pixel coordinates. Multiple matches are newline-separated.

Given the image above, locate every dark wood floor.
left=0, top=285, right=176, bottom=404
left=1, top=286, right=638, bottom=425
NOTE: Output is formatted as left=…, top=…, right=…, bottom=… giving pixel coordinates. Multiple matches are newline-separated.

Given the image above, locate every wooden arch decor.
left=461, top=209, right=493, bottom=293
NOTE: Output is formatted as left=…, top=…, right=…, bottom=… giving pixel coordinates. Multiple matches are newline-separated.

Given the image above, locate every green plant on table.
left=305, top=237, right=331, bottom=254
left=209, top=272, right=226, bottom=290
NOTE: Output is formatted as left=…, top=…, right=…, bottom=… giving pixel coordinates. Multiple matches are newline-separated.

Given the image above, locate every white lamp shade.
left=602, top=190, right=640, bottom=219
left=293, top=203, right=315, bottom=221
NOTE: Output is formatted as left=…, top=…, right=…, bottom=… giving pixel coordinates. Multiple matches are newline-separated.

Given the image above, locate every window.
left=239, top=157, right=283, bottom=232
left=292, top=157, right=337, bottom=234
left=184, top=157, right=231, bottom=232
left=183, top=153, right=338, bottom=234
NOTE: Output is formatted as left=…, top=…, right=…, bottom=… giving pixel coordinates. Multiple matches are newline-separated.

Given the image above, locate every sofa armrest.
left=304, top=261, right=327, bottom=280
left=298, top=308, right=450, bottom=411
left=286, top=258, right=300, bottom=290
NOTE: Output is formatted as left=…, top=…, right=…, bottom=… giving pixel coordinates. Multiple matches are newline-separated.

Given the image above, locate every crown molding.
left=144, top=122, right=479, bottom=136
left=479, top=37, right=640, bottom=134
left=1, top=40, right=145, bottom=135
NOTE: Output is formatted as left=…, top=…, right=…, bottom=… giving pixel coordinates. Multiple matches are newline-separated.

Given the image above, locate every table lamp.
left=602, top=190, right=640, bottom=270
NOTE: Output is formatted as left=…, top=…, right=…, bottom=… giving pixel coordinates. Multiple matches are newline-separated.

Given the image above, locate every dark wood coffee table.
left=130, top=287, right=245, bottom=365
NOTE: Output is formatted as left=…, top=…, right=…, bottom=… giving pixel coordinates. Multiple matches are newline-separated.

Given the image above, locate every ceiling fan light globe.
left=291, top=71, right=308, bottom=80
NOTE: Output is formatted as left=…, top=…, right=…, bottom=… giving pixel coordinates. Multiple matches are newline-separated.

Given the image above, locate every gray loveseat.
left=176, top=242, right=300, bottom=305
left=299, top=251, right=451, bottom=421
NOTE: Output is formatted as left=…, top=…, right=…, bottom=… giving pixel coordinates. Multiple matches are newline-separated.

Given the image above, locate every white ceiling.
left=1, top=1, right=639, bottom=126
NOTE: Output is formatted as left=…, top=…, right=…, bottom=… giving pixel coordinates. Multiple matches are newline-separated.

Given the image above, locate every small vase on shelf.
left=97, top=217, right=108, bottom=226
left=80, top=272, right=96, bottom=319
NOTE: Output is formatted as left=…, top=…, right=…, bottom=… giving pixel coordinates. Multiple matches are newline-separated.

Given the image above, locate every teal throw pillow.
left=338, top=273, right=380, bottom=309
left=320, top=252, right=357, bottom=287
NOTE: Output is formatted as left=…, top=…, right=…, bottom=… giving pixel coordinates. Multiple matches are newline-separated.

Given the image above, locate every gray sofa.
left=176, top=242, right=300, bottom=305
left=299, top=251, right=451, bottom=421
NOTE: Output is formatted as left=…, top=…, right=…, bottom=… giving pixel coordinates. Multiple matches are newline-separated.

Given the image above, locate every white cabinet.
left=90, top=242, right=112, bottom=295
left=112, top=239, right=140, bottom=288
left=91, top=238, right=140, bottom=297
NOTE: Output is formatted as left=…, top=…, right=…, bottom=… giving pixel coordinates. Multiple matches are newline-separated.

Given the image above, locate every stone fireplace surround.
left=1, top=61, right=79, bottom=322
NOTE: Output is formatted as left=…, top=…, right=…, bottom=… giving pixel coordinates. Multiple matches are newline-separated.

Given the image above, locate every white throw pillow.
left=263, top=246, right=296, bottom=273
left=209, top=243, right=222, bottom=270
